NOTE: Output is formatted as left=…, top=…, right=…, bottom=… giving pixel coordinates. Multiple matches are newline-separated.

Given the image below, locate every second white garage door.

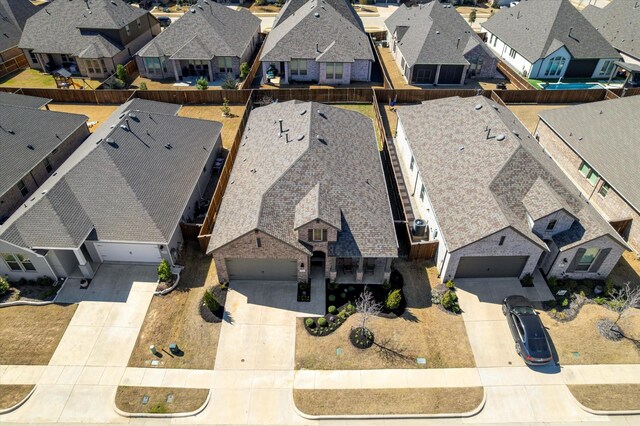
left=226, top=258, right=297, bottom=281
left=95, top=242, right=162, bottom=263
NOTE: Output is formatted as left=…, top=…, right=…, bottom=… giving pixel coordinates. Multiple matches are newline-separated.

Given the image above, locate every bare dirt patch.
left=178, top=105, right=245, bottom=150
left=568, top=384, right=640, bottom=412
left=541, top=304, right=640, bottom=365
left=0, top=304, right=77, bottom=365
left=127, top=242, right=222, bottom=370
left=47, top=103, right=119, bottom=132
left=115, top=386, right=208, bottom=414
left=609, top=251, right=640, bottom=287
left=295, top=260, right=475, bottom=370
left=0, top=385, right=34, bottom=410
left=294, top=387, right=484, bottom=416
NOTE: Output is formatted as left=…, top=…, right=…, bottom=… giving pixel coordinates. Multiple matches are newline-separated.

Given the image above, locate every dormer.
left=294, top=183, right=340, bottom=244
left=523, top=178, right=576, bottom=239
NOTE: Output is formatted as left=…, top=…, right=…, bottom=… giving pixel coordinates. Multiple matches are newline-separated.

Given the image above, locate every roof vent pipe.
left=278, top=119, right=283, bottom=133
left=457, top=38, right=460, bottom=49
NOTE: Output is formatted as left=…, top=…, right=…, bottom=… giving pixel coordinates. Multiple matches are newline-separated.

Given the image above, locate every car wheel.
left=502, top=304, right=508, bottom=316
left=515, top=343, right=521, bottom=355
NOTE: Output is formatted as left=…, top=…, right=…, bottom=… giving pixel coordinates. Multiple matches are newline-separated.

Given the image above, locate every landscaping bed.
left=568, top=384, right=640, bottom=412
left=0, top=276, right=58, bottom=304
left=0, top=385, right=34, bottom=410
left=0, top=304, right=77, bottom=365
left=115, top=386, right=208, bottom=415
left=293, top=387, right=484, bottom=416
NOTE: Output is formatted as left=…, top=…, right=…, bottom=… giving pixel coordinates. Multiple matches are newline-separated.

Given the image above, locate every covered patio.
left=607, top=61, right=640, bottom=87
left=332, top=257, right=392, bottom=284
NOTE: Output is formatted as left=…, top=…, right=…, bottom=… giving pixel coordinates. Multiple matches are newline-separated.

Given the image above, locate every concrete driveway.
left=455, top=275, right=554, bottom=368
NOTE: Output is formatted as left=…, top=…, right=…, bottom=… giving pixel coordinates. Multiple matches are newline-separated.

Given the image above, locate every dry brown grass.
left=0, top=69, right=102, bottom=89
left=47, top=103, right=118, bottom=133
left=0, top=304, right=77, bottom=365
left=295, top=261, right=475, bottom=370
left=0, top=385, right=34, bottom=410
left=294, top=387, right=484, bottom=416
left=507, top=104, right=575, bottom=133
left=130, top=76, right=227, bottom=91
left=568, top=384, right=640, bottom=412
left=127, top=243, right=222, bottom=370
left=609, top=251, right=640, bottom=287
left=541, top=304, right=640, bottom=365
left=376, top=46, right=420, bottom=90
left=178, top=105, right=245, bottom=150
left=115, top=386, right=208, bottom=414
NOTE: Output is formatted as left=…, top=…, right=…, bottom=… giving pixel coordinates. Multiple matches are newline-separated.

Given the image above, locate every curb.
left=154, top=266, right=184, bottom=296
left=569, top=390, right=640, bottom=416
left=291, top=387, right=486, bottom=420
left=0, top=278, right=69, bottom=309
left=0, top=385, right=36, bottom=415
left=112, top=387, right=211, bottom=419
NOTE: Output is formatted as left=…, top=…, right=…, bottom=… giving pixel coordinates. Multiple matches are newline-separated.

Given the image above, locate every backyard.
left=0, top=69, right=102, bottom=89
left=507, top=103, right=573, bottom=133
left=295, top=260, right=476, bottom=370
left=178, top=105, right=246, bottom=150
left=0, top=304, right=77, bottom=365
left=127, top=243, right=223, bottom=370
left=47, top=103, right=119, bottom=132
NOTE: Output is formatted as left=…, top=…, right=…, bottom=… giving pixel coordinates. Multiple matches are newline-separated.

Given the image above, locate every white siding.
left=484, top=29, right=534, bottom=77
left=0, top=240, right=57, bottom=281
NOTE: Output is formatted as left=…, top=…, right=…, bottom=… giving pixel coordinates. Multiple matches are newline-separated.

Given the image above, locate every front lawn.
left=127, top=242, right=223, bottom=370
left=115, top=386, right=208, bottom=414
left=0, top=385, right=34, bottom=410
left=294, top=387, right=483, bottom=416
left=568, top=384, right=640, bottom=412
left=295, top=260, right=476, bottom=370
left=0, top=304, right=77, bottom=365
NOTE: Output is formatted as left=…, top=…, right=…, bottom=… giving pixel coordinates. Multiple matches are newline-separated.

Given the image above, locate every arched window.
left=544, top=56, right=566, bottom=76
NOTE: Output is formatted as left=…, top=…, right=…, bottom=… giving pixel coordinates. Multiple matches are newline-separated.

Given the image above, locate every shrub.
left=328, top=294, right=336, bottom=302
left=221, top=97, right=231, bottom=117
left=382, top=279, right=391, bottom=290
left=317, top=317, right=327, bottom=327
left=441, top=290, right=460, bottom=313
left=196, top=76, right=209, bottom=90
left=566, top=280, right=578, bottom=290
left=328, top=281, right=339, bottom=291
left=521, top=273, right=534, bottom=287
left=347, top=303, right=356, bottom=314
left=340, top=292, right=346, bottom=299
left=548, top=276, right=558, bottom=289
left=221, top=73, right=237, bottom=90
left=254, top=0, right=265, bottom=5
left=561, top=298, right=569, bottom=308
left=149, top=402, right=167, bottom=414
left=593, top=296, right=607, bottom=305
left=469, top=9, right=477, bottom=24
left=445, top=280, right=455, bottom=290
left=604, top=277, right=615, bottom=297
left=138, top=81, right=148, bottom=90
left=240, top=62, right=250, bottom=80
left=338, top=310, right=347, bottom=320
left=37, top=276, right=53, bottom=286
left=157, top=260, right=171, bottom=282
left=305, top=318, right=315, bottom=328
left=116, top=64, right=128, bottom=83
left=385, top=289, right=402, bottom=310
left=108, top=78, right=126, bottom=89
left=0, top=277, right=9, bottom=295
left=328, top=305, right=337, bottom=314
left=389, top=270, right=403, bottom=288
left=203, top=288, right=221, bottom=313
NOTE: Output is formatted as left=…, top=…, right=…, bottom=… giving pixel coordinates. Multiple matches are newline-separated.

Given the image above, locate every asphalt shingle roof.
left=539, top=95, right=640, bottom=215
left=0, top=0, right=39, bottom=53
left=0, top=99, right=223, bottom=249
left=583, top=0, right=640, bottom=60
left=396, top=96, right=625, bottom=253
left=260, top=0, right=373, bottom=63
left=19, top=0, right=148, bottom=56
left=481, top=0, right=620, bottom=63
left=208, top=101, right=397, bottom=258
left=0, top=103, right=87, bottom=199
left=385, top=3, right=492, bottom=67
left=0, top=91, right=51, bottom=109
left=137, top=0, right=260, bottom=60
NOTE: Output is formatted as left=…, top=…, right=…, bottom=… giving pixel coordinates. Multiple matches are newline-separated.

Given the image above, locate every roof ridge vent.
left=496, top=134, right=506, bottom=141
left=474, top=103, right=483, bottom=110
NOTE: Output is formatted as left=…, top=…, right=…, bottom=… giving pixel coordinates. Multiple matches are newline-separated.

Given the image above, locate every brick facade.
left=545, top=235, right=625, bottom=280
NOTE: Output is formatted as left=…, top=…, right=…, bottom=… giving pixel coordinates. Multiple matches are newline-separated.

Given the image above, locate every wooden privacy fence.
left=490, top=90, right=506, bottom=106
left=369, top=34, right=393, bottom=89
left=197, top=95, right=254, bottom=252
left=0, top=54, right=28, bottom=79
left=408, top=239, right=439, bottom=261
left=180, top=222, right=201, bottom=241
left=251, top=88, right=374, bottom=103
left=497, top=61, right=535, bottom=90
left=494, top=89, right=608, bottom=104
left=372, top=90, right=387, bottom=146
left=136, top=89, right=250, bottom=104
left=374, top=88, right=485, bottom=104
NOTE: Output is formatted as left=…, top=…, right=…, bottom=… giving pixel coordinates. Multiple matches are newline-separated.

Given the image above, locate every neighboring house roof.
left=19, top=0, right=149, bottom=56
left=385, top=3, right=494, bottom=67
left=0, top=103, right=87, bottom=199
left=0, top=99, right=222, bottom=250
left=260, top=0, right=373, bottom=63
left=137, top=0, right=260, bottom=60
left=538, top=95, right=640, bottom=215
left=0, top=0, right=39, bottom=53
left=0, top=91, right=51, bottom=109
left=481, top=0, right=620, bottom=63
left=583, top=0, right=640, bottom=60
left=396, top=96, right=625, bottom=253
left=208, top=101, right=397, bottom=258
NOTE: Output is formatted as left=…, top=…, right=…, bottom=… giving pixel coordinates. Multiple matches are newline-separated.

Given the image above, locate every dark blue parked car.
left=503, top=295, right=553, bottom=365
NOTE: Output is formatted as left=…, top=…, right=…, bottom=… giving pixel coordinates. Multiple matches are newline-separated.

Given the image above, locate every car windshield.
left=512, top=306, right=536, bottom=315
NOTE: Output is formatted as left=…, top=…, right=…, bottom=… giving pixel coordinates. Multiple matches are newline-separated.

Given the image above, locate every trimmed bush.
left=521, top=273, right=534, bottom=287
left=548, top=276, right=558, bottom=289
left=157, top=260, right=171, bottom=282
left=221, top=73, right=237, bottom=89
left=340, top=292, right=347, bottom=299
left=138, top=81, right=148, bottom=90
left=196, top=77, right=208, bottom=90
left=36, top=276, right=53, bottom=286
left=347, top=303, right=356, bottom=314
left=328, top=294, right=336, bottom=302
left=445, top=280, right=455, bottom=290
left=305, top=318, right=315, bottom=328
left=328, top=305, right=337, bottom=314
left=240, top=62, right=250, bottom=80
left=385, top=289, right=402, bottom=310
left=203, top=289, right=221, bottom=313
left=382, top=279, right=391, bottom=290
left=441, top=290, right=460, bottom=313
left=0, top=277, right=9, bottom=295
left=317, top=317, right=328, bottom=327
left=116, top=64, right=128, bottom=83
left=604, top=277, right=615, bottom=297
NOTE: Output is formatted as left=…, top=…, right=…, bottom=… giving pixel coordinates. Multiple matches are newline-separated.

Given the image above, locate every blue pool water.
left=542, top=83, right=604, bottom=90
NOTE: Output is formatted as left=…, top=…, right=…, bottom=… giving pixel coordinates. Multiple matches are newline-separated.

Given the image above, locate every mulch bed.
left=297, top=281, right=311, bottom=302
left=199, top=285, right=228, bottom=323
left=156, top=274, right=178, bottom=293
left=0, top=281, right=58, bottom=304
left=349, top=327, right=374, bottom=349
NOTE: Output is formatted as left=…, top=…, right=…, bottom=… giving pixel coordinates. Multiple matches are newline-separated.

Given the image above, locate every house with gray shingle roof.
left=259, top=0, right=374, bottom=85
left=535, top=96, right=640, bottom=255
left=19, top=0, right=160, bottom=79
left=583, top=0, right=640, bottom=67
left=384, top=3, right=499, bottom=85
left=0, top=0, right=39, bottom=65
left=208, top=101, right=397, bottom=284
left=0, top=99, right=222, bottom=282
left=0, top=94, right=88, bottom=223
left=136, top=0, right=261, bottom=82
left=481, top=0, right=620, bottom=79
left=394, top=96, right=626, bottom=281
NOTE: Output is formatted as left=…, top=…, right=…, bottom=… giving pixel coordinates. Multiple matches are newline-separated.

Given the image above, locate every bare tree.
left=355, top=286, right=382, bottom=332
left=609, top=282, right=640, bottom=328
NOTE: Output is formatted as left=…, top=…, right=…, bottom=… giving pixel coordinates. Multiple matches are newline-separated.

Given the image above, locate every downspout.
left=411, top=171, right=419, bottom=196
left=438, top=250, right=448, bottom=279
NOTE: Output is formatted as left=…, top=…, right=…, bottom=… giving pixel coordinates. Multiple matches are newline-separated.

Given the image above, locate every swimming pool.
left=542, top=82, right=604, bottom=90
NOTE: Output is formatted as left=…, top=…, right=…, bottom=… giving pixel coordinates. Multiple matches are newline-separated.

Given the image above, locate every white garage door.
left=226, top=258, right=297, bottom=281
left=95, top=242, right=162, bottom=264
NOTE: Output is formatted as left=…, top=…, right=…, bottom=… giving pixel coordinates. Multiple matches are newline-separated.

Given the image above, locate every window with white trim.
left=325, top=62, right=343, bottom=80
left=1, top=253, right=36, bottom=272
left=410, top=156, right=415, bottom=171
left=218, top=57, right=232, bottom=74
left=508, top=48, right=516, bottom=59
left=598, top=182, right=610, bottom=197
left=290, top=59, right=307, bottom=76
left=420, top=184, right=426, bottom=201
left=43, top=157, right=53, bottom=173
left=312, top=229, right=323, bottom=242
left=544, top=56, right=566, bottom=76
left=16, top=179, right=28, bottom=197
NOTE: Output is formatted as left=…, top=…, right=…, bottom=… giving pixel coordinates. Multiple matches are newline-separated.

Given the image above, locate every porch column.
left=172, top=60, right=180, bottom=82
left=384, top=258, right=393, bottom=280
left=283, top=61, right=289, bottom=84
left=434, top=65, right=441, bottom=85
left=460, top=65, right=468, bottom=85
left=36, top=53, right=46, bottom=70
left=329, top=257, right=337, bottom=281
left=73, top=248, right=94, bottom=279
left=208, top=59, right=215, bottom=82
left=356, top=257, right=364, bottom=283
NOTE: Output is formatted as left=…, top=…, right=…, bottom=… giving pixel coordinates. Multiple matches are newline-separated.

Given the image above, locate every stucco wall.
left=547, top=235, right=625, bottom=280
left=211, top=231, right=309, bottom=283
left=0, top=240, right=56, bottom=281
